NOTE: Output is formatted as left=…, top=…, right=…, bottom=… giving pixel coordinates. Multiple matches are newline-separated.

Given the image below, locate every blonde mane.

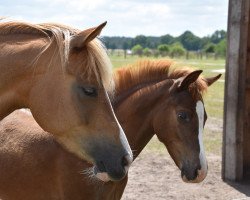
left=0, top=20, right=113, bottom=92
left=114, top=59, right=208, bottom=101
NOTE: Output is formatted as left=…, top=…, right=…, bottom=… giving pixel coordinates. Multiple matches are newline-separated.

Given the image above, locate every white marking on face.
left=105, top=91, right=133, bottom=161
left=19, top=108, right=32, bottom=116
left=196, top=101, right=208, bottom=179
left=96, top=172, right=110, bottom=182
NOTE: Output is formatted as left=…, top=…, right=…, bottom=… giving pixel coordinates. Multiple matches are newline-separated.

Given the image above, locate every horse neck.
left=0, top=34, right=51, bottom=120
left=114, top=79, right=173, bottom=159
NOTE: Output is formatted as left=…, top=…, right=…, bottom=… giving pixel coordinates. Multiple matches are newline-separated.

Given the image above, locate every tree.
left=203, top=43, right=216, bottom=59
left=146, top=36, right=160, bottom=48
left=160, top=34, right=175, bottom=45
left=200, top=36, right=211, bottom=49
left=104, top=40, right=110, bottom=49
left=211, top=30, right=227, bottom=44
left=133, top=35, right=148, bottom=48
left=157, top=44, right=170, bottom=57
left=132, top=44, right=143, bottom=56
left=143, top=48, right=152, bottom=57
left=178, top=31, right=202, bottom=51
left=102, top=30, right=227, bottom=56
left=109, top=43, right=117, bottom=55
left=170, top=43, right=186, bottom=58
left=122, top=41, right=129, bottom=59
left=204, top=43, right=216, bottom=53
left=215, top=39, right=226, bottom=58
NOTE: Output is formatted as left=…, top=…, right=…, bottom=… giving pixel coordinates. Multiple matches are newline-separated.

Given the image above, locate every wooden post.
left=243, top=1, right=250, bottom=179
left=223, top=0, right=250, bottom=181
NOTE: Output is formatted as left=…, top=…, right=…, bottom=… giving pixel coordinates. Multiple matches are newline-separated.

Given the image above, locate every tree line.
left=102, top=30, right=226, bottom=58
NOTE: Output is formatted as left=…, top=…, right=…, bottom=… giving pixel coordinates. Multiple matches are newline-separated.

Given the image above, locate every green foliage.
left=133, top=35, right=148, bottom=48
left=157, top=44, right=170, bottom=57
left=215, top=39, right=226, bottom=57
left=160, top=34, right=175, bottom=45
left=178, top=31, right=202, bottom=51
left=200, top=36, right=211, bottom=48
left=211, top=30, right=227, bottom=44
left=144, top=36, right=160, bottom=48
left=103, top=30, right=227, bottom=58
left=103, top=36, right=133, bottom=49
left=109, top=43, right=117, bottom=50
left=204, top=43, right=216, bottom=53
left=170, top=42, right=186, bottom=57
left=122, top=41, right=129, bottom=50
left=132, top=44, right=143, bottom=56
left=143, top=48, right=152, bottom=57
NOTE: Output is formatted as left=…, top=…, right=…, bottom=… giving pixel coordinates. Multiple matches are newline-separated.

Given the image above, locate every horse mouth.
left=181, top=168, right=207, bottom=183
left=93, top=165, right=110, bottom=182
left=91, top=155, right=132, bottom=182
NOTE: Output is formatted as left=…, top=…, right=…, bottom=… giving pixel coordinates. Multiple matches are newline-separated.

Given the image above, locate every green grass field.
left=110, top=54, right=225, bottom=156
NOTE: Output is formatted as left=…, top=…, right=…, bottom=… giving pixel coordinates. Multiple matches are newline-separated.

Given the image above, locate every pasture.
left=110, top=54, right=250, bottom=200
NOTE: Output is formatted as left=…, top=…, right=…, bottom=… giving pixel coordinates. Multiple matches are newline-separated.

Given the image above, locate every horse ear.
left=178, top=70, right=203, bottom=91
left=70, top=21, right=107, bottom=49
left=203, top=74, right=222, bottom=86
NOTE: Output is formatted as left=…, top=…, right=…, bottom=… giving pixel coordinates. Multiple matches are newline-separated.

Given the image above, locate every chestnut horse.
left=0, top=20, right=132, bottom=181
left=0, top=60, right=221, bottom=199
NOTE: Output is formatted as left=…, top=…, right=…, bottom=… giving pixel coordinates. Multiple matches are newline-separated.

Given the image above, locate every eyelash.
left=81, top=87, right=97, bottom=97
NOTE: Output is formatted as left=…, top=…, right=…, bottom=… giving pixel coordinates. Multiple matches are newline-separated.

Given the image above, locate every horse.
left=0, top=20, right=132, bottom=182
left=0, top=60, right=221, bottom=199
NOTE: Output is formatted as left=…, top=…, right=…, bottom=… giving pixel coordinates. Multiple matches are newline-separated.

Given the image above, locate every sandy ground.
left=121, top=150, right=250, bottom=200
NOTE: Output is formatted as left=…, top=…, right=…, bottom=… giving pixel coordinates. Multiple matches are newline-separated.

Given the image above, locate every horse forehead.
left=67, top=60, right=96, bottom=81
left=173, top=92, right=197, bottom=108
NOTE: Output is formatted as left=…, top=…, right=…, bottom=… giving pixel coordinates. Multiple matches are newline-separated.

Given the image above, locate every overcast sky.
left=1, top=0, right=228, bottom=37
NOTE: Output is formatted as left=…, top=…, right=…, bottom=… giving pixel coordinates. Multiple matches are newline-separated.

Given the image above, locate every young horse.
left=0, top=60, right=221, bottom=199
left=0, top=20, right=132, bottom=182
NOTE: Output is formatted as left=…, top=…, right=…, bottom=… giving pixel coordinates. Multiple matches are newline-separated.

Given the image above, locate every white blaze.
left=196, top=101, right=207, bottom=177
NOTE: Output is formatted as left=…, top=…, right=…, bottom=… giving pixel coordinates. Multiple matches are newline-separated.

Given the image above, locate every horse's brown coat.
left=0, top=20, right=132, bottom=182
left=0, top=60, right=221, bottom=199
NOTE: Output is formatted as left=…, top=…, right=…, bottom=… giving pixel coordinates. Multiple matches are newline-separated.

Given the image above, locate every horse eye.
left=81, top=87, right=97, bottom=97
left=177, top=112, right=190, bottom=122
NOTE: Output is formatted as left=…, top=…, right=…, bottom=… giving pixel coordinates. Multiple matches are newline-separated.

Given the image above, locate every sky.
left=0, top=0, right=228, bottom=37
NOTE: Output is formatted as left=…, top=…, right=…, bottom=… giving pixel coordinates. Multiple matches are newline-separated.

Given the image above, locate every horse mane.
left=0, top=20, right=113, bottom=92
left=114, top=59, right=208, bottom=101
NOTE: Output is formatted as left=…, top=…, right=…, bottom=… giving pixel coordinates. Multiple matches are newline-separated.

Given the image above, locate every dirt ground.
left=122, top=150, right=250, bottom=200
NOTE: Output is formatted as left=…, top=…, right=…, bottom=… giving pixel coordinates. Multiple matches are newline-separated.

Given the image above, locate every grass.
left=110, top=54, right=225, bottom=156
left=203, top=130, right=222, bottom=155
left=141, top=130, right=222, bottom=156
left=110, top=54, right=140, bottom=68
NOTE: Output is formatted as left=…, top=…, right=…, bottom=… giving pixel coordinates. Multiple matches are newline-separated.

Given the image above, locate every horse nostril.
left=181, top=167, right=200, bottom=181
left=122, top=156, right=128, bottom=167
left=195, top=168, right=199, bottom=177
left=121, top=154, right=132, bottom=169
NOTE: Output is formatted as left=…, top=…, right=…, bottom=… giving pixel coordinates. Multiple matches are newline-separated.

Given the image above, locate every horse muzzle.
left=93, top=154, right=132, bottom=182
left=181, top=163, right=208, bottom=183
